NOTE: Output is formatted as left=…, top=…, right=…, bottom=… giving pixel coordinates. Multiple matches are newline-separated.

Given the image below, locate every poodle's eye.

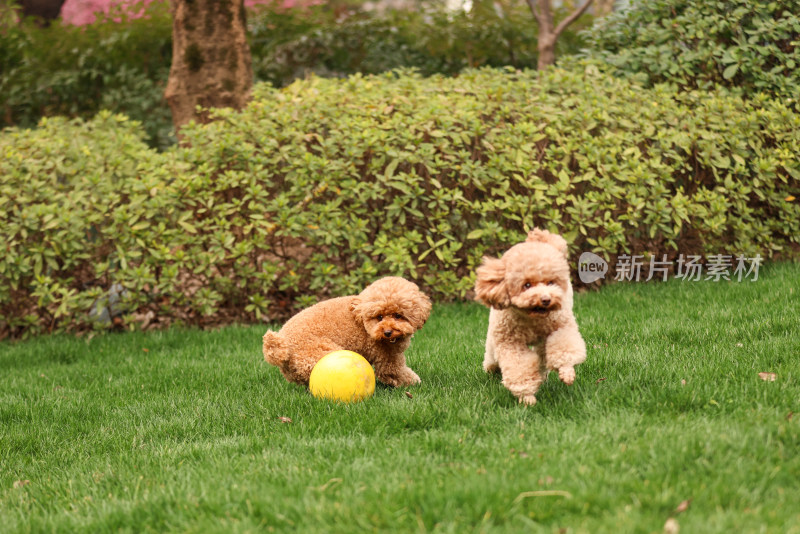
left=393, top=313, right=403, bottom=320
left=546, top=280, right=556, bottom=286
left=523, top=282, right=532, bottom=289
left=376, top=314, right=383, bottom=321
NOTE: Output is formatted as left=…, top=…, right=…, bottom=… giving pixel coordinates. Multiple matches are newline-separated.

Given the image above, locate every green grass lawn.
left=2, top=263, right=799, bottom=533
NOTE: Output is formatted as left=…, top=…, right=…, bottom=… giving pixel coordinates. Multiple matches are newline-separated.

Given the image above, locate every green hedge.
left=2, top=67, right=799, bottom=338
left=583, top=0, right=800, bottom=102
left=0, top=112, right=178, bottom=336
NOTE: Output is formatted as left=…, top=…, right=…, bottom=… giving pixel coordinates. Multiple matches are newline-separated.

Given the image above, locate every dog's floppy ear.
left=474, top=256, right=509, bottom=308
left=526, top=228, right=568, bottom=258
left=351, top=297, right=382, bottom=324
left=350, top=297, right=366, bottom=322
left=405, top=290, right=432, bottom=330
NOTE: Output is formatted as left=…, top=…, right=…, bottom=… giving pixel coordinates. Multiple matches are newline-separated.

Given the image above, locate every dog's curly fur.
left=474, top=228, right=586, bottom=405
left=263, top=277, right=432, bottom=387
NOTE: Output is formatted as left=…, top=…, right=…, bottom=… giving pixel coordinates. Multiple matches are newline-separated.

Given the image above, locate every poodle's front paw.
left=382, top=368, right=421, bottom=387
left=518, top=394, right=538, bottom=406
left=401, top=369, right=422, bottom=386
left=483, top=361, right=500, bottom=374
left=558, top=366, right=576, bottom=385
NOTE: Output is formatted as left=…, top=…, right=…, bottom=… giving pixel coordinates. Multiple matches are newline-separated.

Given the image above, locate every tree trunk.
left=537, top=37, right=556, bottom=70
left=526, top=0, right=594, bottom=70
left=532, top=0, right=557, bottom=71
left=165, top=0, right=253, bottom=132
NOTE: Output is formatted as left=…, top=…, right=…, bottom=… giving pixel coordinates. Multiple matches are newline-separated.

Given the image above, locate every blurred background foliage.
left=0, top=0, right=593, bottom=149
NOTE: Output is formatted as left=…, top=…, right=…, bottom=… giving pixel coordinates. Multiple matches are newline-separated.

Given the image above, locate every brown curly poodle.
left=474, top=228, right=586, bottom=405
left=263, top=277, right=432, bottom=387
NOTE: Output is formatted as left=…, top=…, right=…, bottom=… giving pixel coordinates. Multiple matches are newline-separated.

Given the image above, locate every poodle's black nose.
left=383, top=330, right=393, bottom=338
left=540, top=297, right=551, bottom=307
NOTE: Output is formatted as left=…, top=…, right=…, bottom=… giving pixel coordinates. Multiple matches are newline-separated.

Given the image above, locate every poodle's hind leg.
left=496, top=344, right=545, bottom=405
left=544, top=323, right=586, bottom=386
left=286, top=341, right=345, bottom=386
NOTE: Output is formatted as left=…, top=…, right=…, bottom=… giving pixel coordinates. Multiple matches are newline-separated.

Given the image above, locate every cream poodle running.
left=474, top=229, right=586, bottom=405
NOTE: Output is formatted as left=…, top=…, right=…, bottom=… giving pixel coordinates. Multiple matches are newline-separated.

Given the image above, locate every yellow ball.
left=309, top=350, right=376, bottom=403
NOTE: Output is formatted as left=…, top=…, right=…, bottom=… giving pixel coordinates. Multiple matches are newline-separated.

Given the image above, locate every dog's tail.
left=262, top=331, right=291, bottom=366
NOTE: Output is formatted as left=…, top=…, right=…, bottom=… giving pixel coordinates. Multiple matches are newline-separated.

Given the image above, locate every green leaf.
left=384, top=159, right=400, bottom=180
left=178, top=220, right=197, bottom=234
left=723, top=64, right=739, bottom=80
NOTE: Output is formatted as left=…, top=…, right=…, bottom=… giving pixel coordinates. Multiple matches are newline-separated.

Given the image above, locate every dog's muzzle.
left=528, top=306, right=550, bottom=315
left=525, top=300, right=559, bottom=316
left=383, top=330, right=403, bottom=343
